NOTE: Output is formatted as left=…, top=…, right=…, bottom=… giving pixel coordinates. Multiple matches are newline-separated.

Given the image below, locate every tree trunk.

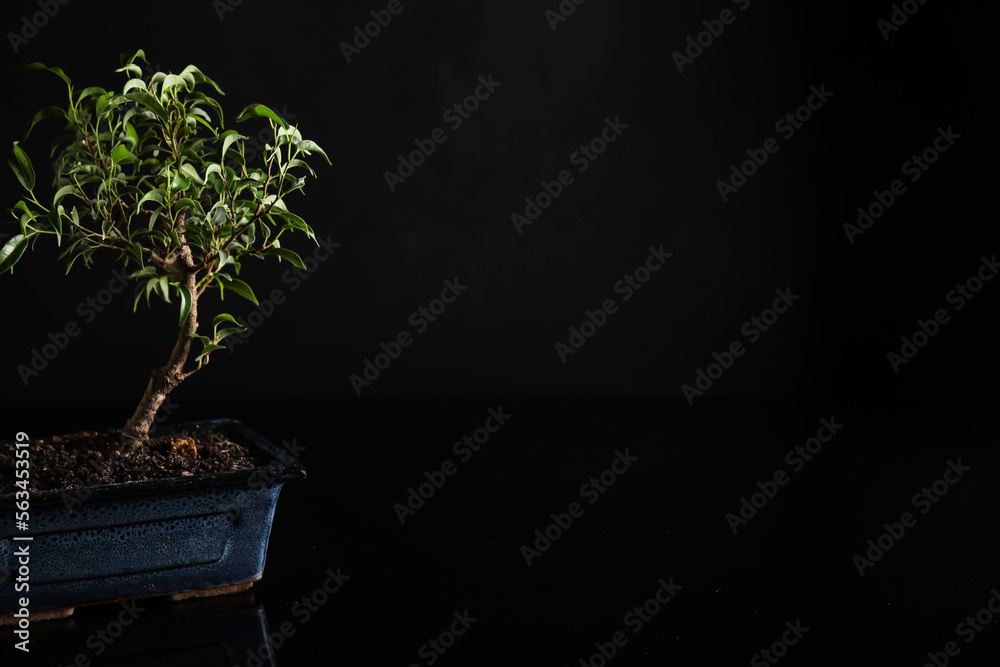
left=121, top=216, right=199, bottom=446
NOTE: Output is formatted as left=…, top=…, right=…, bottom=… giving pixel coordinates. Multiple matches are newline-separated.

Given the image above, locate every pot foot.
left=0, top=605, right=74, bottom=626
left=1, top=582, right=255, bottom=623
left=169, top=581, right=253, bottom=601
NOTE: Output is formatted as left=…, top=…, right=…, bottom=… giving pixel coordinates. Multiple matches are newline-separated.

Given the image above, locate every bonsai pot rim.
left=0, top=418, right=306, bottom=508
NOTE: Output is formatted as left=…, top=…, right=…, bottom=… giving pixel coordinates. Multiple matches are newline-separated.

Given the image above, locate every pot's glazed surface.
left=0, top=419, right=305, bottom=616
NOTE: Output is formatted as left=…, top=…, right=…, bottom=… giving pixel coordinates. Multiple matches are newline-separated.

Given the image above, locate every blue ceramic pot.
left=0, top=419, right=305, bottom=616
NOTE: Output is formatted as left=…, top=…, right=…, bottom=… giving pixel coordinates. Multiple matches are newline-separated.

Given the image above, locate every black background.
left=1, top=0, right=998, bottom=664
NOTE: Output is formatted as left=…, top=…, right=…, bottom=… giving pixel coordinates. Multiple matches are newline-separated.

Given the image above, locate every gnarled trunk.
left=121, top=214, right=199, bottom=446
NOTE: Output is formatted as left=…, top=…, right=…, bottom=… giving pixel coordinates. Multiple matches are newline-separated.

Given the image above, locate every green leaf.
left=96, top=91, right=116, bottom=118
left=194, top=343, right=224, bottom=365
left=210, top=202, right=230, bottom=227
left=51, top=206, right=64, bottom=246
left=286, top=158, right=317, bottom=177
left=57, top=235, right=82, bottom=259
left=272, top=209, right=315, bottom=241
left=116, top=63, right=143, bottom=78
left=224, top=278, right=258, bottom=305
left=111, top=144, right=137, bottom=165
left=0, top=234, right=29, bottom=273
left=176, top=283, right=192, bottom=326
left=179, top=163, right=205, bottom=185
left=236, top=103, right=289, bottom=130
left=132, top=282, right=146, bottom=311
left=297, top=140, right=331, bottom=165
left=212, top=312, right=241, bottom=330
left=275, top=125, right=302, bottom=146
left=185, top=91, right=225, bottom=126
left=76, top=86, right=107, bottom=105
left=63, top=241, right=95, bottom=274
left=154, top=275, right=171, bottom=302
left=160, top=74, right=190, bottom=98
left=189, top=333, right=212, bottom=346
left=124, top=91, right=169, bottom=122
left=124, top=121, right=139, bottom=148
left=123, top=78, right=147, bottom=93
left=179, top=64, right=225, bottom=96
left=173, top=197, right=205, bottom=216
left=16, top=62, right=72, bottom=88
left=101, top=216, right=115, bottom=239
left=120, top=49, right=147, bottom=67
left=7, top=142, right=35, bottom=191
left=204, top=163, right=224, bottom=180
left=24, top=106, right=65, bottom=140
left=219, top=130, right=247, bottom=160
left=128, top=265, right=158, bottom=280
left=53, top=184, right=82, bottom=207
left=265, top=246, right=306, bottom=269
left=214, top=327, right=244, bottom=342
left=126, top=243, right=143, bottom=266
left=188, top=113, right=218, bottom=136
left=12, top=199, right=35, bottom=221
left=142, top=275, right=158, bottom=305
left=137, top=188, right=165, bottom=209
left=171, top=171, right=192, bottom=192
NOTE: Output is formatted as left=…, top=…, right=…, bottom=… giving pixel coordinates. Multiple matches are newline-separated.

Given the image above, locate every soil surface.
left=0, top=423, right=266, bottom=495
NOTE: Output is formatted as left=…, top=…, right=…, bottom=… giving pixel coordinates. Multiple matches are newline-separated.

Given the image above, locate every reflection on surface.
left=7, top=589, right=276, bottom=666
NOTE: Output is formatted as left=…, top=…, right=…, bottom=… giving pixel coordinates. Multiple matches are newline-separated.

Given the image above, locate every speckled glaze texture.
left=0, top=420, right=305, bottom=613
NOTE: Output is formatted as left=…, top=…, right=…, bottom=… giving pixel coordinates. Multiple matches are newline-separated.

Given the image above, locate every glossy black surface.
left=2, top=398, right=997, bottom=665
left=0, top=0, right=995, bottom=663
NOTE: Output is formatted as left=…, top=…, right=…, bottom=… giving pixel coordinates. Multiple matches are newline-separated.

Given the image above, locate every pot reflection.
left=14, top=589, right=277, bottom=666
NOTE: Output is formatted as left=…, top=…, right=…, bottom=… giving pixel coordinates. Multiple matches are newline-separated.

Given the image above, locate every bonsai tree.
left=2, top=50, right=330, bottom=446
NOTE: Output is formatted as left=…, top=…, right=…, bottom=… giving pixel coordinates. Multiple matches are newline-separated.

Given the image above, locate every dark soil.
left=0, top=423, right=266, bottom=495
